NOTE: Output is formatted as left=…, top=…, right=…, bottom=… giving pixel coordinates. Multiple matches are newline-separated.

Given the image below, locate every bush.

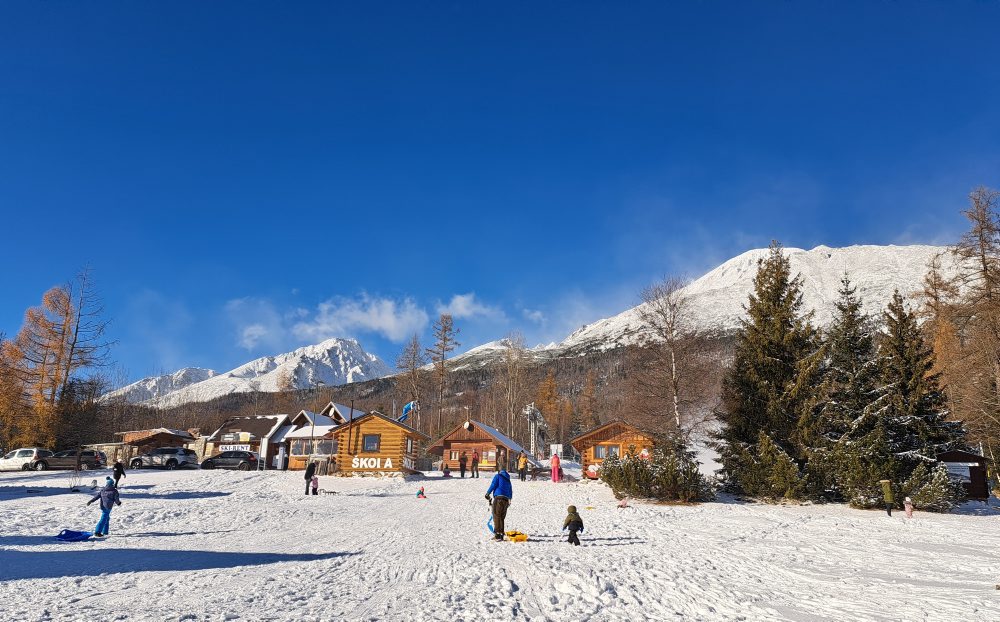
left=902, top=462, right=965, bottom=513
left=720, top=433, right=808, bottom=501
left=599, top=443, right=714, bottom=502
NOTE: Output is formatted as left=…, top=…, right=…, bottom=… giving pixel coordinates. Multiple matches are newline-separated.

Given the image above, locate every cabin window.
left=450, top=450, right=459, bottom=461
left=406, top=438, right=413, bottom=454
left=315, top=439, right=336, bottom=455
left=363, top=434, right=381, bottom=452
left=291, top=440, right=309, bottom=455
left=594, top=445, right=620, bottom=459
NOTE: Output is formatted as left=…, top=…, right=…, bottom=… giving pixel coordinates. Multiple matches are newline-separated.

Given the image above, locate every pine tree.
left=425, top=314, right=459, bottom=436
left=578, top=372, right=600, bottom=430
left=800, top=275, right=880, bottom=496
left=832, top=291, right=965, bottom=508
left=715, top=242, right=819, bottom=497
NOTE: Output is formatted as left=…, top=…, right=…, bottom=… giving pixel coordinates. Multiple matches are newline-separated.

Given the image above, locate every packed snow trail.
left=1, top=468, right=999, bottom=621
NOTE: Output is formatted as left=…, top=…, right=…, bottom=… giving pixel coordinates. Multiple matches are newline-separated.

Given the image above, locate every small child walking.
left=86, top=477, right=122, bottom=537
left=310, top=475, right=319, bottom=495
left=562, top=505, right=584, bottom=546
left=904, top=496, right=914, bottom=519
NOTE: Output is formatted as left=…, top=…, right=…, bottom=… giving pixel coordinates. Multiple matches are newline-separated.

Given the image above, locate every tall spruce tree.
left=799, top=275, right=880, bottom=496
left=716, top=242, right=819, bottom=498
left=832, top=291, right=965, bottom=507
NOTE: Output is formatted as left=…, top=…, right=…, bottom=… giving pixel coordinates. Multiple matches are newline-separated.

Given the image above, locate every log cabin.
left=326, top=411, right=429, bottom=476
left=570, top=421, right=656, bottom=479
left=429, top=420, right=540, bottom=474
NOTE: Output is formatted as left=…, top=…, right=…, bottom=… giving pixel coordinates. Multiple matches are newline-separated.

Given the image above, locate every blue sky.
left=2, top=2, right=999, bottom=381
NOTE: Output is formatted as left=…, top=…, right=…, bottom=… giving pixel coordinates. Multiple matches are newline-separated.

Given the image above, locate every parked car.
left=0, top=448, right=54, bottom=471
left=130, top=447, right=199, bottom=470
left=201, top=450, right=259, bottom=471
left=31, top=449, right=107, bottom=471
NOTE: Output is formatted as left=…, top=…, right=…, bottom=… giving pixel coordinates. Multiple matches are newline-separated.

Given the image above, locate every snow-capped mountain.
left=555, top=244, right=957, bottom=351
left=102, top=367, right=218, bottom=404
left=116, top=338, right=390, bottom=408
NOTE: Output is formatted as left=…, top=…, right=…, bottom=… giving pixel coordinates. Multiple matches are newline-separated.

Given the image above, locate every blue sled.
left=55, top=529, right=93, bottom=542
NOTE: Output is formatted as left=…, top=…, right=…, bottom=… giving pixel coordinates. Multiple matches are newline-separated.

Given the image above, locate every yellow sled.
left=504, top=530, right=528, bottom=542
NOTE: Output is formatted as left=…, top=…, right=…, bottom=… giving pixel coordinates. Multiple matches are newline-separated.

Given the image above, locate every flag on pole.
left=400, top=400, right=417, bottom=422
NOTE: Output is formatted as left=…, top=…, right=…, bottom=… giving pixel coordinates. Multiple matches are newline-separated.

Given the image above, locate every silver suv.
left=130, top=447, right=199, bottom=470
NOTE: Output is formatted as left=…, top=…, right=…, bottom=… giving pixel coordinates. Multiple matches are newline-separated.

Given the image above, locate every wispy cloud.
left=435, top=293, right=505, bottom=321
left=125, top=289, right=196, bottom=372
left=293, top=294, right=429, bottom=343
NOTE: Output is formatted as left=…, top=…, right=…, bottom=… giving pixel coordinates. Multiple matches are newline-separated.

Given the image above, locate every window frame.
left=594, top=444, right=621, bottom=459
left=406, top=438, right=414, bottom=454
left=362, top=434, right=381, bottom=453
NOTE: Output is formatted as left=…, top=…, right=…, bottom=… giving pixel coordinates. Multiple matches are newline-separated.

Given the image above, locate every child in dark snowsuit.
left=112, top=461, right=126, bottom=487
left=87, top=477, right=122, bottom=537
left=563, top=505, right=584, bottom=546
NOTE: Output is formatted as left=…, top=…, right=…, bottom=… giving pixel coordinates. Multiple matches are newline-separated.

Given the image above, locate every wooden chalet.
left=570, top=421, right=656, bottom=479
left=937, top=450, right=990, bottom=500
left=325, top=411, right=429, bottom=475
left=429, top=420, right=540, bottom=473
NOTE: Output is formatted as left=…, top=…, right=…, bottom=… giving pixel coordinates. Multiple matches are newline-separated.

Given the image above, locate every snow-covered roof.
left=318, top=401, right=363, bottom=424
left=285, top=424, right=338, bottom=440
left=269, top=425, right=295, bottom=444
left=291, top=410, right=337, bottom=428
left=206, top=415, right=289, bottom=442
left=324, top=411, right=430, bottom=440
left=116, top=427, right=195, bottom=439
left=473, top=421, right=541, bottom=467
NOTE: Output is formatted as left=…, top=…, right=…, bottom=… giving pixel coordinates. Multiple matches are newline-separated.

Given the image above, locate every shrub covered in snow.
left=600, top=443, right=714, bottom=502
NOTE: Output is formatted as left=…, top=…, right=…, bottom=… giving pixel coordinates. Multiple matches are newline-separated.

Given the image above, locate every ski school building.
left=322, top=411, right=430, bottom=475
left=571, top=421, right=656, bottom=479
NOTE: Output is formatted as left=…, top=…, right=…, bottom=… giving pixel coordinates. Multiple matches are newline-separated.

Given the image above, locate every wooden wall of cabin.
left=333, top=418, right=421, bottom=475
left=441, top=441, right=498, bottom=473
left=578, top=430, right=654, bottom=474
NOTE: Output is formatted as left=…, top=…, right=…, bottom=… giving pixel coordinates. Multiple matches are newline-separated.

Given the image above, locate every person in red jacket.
left=550, top=453, right=561, bottom=483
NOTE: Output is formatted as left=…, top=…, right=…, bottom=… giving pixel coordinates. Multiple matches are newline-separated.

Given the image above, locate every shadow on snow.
left=0, top=549, right=358, bottom=581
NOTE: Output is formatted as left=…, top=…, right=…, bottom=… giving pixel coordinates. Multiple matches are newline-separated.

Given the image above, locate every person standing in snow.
left=304, top=461, right=317, bottom=495
left=485, top=467, right=513, bottom=541
left=550, top=453, right=561, bottom=483
left=112, top=460, right=126, bottom=488
left=517, top=451, right=528, bottom=482
left=459, top=451, right=468, bottom=479
left=86, top=477, right=122, bottom=537
left=880, top=479, right=894, bottom=516
left=310, top=474, right=319, bottom=495
left=562, top=505, right=584, bottom=546
left=471, top=450, right=480, bottom=479
left=904, top=496, right=914, bottom=519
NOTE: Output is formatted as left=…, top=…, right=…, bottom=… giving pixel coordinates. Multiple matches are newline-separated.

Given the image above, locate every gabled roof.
left=569, top=420, right=654, bottom=450
left=319, top=401, right=363, bottom=425
left=428, top=420, right=540, bottom=466
left=285, top=424, right=338, bottom=440
left=116, top=427, right=195, bottom=440
left=326, top=410, right=430, bottom=440
left=206, top=415, right=290, bottom=442
left=290, top=409, right=336, bottom=429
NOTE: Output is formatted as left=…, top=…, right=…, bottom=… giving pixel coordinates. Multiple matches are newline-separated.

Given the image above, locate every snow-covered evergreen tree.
left=832, top=291, right=966, bottom=508
left=800, top=275, right=880, bottom=497
left=716, top=242, right=819, bottom=498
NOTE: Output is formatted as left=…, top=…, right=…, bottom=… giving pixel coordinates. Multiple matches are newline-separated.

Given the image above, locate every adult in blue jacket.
left=485, top=468, right=513, bottom=541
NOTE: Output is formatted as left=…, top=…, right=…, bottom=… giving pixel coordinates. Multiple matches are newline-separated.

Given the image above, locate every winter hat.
left=904, top=496, right=912, bottom=503
left=568, top=505, right=577, bottom=513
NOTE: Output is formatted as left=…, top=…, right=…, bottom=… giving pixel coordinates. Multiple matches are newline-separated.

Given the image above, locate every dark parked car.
left=130, top=447, right=199, bottom=470
left=201, top=451, right=259, bottom=471
left=32, top=449, right=106, bottom=471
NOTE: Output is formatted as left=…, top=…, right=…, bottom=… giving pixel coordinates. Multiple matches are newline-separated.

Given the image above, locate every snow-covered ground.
left=1, top=467, right=999, bottom=622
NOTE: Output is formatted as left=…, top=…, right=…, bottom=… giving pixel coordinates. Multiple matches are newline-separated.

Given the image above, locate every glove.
left=116, top=501, right=122, bottom=506
left=86, top=500, right=93, bottom=506
left=485, top=494, right=491, bottom=503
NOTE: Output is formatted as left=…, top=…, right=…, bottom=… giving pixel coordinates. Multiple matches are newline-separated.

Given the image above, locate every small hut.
left=429, top=420, right=540, bottom=473
left=570, top=421, right=656, bottom=480
left=937, top=450, right=990, bottom=500
left=327, top=411, right=429, bottom=475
